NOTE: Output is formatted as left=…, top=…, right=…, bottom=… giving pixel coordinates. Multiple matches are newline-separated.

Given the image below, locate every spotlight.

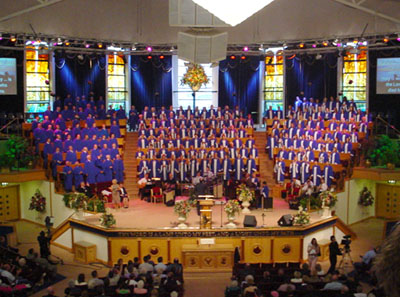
left=353, top=38, right=359, bottom=44
left=322, top=41, right=329, bottom=47
left=397, top=35, right=400, bottom=42
left=230, top=55, right=236, bottom=60
left=146, top=46, right=153, bottom=52
left=243, top=46, right=249, bottom=52
left=64, top=40, right=70, bottom=46
left=299, top=43, right=305, bottom=48
left=85, top=42, right=90, bottom=48
left=241, top=55, right=246, bottom=60
left=383, top=36, right=389, bottom=43
left=388, top=180, right=396, bottom=184
left=159, top=55, right=165, bottom=60
left=10, top=36, right=16, bottom=42
left=98, top=43, right=103, bottom=48
left=312, top=43, right=317, bottom=48
left=0, top=34, right=3, bottom=41
left=147, top=55, right=152, bottom=59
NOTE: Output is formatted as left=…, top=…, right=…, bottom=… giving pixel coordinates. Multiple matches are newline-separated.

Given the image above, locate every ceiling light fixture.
left=192, top=0, right=276, bottom=26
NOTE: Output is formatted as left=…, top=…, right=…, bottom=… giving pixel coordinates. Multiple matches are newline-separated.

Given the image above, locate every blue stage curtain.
left=285, top=53, right=338, bottom=106
left=130, top=56, right=172, bottom=112
left=219, top=56, right=260, bottom=116
left=55, top=53, right=106, bottom=101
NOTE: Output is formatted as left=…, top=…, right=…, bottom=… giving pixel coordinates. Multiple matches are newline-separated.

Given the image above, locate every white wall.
left=54, top=228, right=72, bottom=249
left=18, top=181, right=74, bottom=228
left=73, top=229, right=108, bottom=262
left=347, top=179, right=376, bottom=225
left=335, top=182, right=349, bottom=224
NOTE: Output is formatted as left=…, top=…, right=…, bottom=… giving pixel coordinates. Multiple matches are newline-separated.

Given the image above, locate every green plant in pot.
left=368, top=135, right=400, bottom=169
left=4, top=136, right=37, bottom=169
left=0, top=154, right=13, bottom=173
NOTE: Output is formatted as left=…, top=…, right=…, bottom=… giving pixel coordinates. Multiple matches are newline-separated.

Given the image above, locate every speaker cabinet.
left=243, top=215, right=257, bottom=227
left=278, top=214, right=293, bottom=227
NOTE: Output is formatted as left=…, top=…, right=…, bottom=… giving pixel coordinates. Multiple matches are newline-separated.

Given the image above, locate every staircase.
left=254, top=131, right=276, bottom=187
left=123, top=132, right=139, bottom=197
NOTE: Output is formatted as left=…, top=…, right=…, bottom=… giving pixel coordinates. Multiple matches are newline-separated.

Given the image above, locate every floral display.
left=99, top=211, right=116, bottom=228
left=174, top=200, right=194, bottom=218
left=319, top=191, right=338, bottom=209
left=224, top=200, right=240, bottom=217
left=29, top=190, right=46, bottom=213
left=180, top=63, right=209, bottom=91
left=63, top=193, right=88, bottom=211
left=293, top=206, right=310, bottom=226
left=237, top=184, right=255, bottom=203
left=358, top=187, right=374, bottom=207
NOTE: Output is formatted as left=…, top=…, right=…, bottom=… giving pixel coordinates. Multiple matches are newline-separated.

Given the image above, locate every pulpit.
left=199, top=199, right=214, bottom=229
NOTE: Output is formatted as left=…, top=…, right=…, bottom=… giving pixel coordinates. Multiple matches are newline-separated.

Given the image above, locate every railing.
left=373, top=115, right=400, bottom=138
left=0, top=116, right=24, bottom=137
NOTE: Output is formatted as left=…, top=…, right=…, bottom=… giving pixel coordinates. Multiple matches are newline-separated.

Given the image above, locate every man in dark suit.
left=328, top=235, right=342, bottom=274
left=194, top=178, right=208, bottom=215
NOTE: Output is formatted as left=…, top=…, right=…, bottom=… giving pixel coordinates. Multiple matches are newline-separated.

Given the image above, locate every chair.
left=151, top=187, right=163, bottom=203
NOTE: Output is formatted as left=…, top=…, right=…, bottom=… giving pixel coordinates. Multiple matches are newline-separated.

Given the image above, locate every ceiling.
left=0, top=0, right=399, bottom=45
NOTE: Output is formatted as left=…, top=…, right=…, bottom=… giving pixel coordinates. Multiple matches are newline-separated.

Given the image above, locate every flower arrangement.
left=224, top=200, right=240, bottom=217
left=180, top=63, right=209, bottom=91
left=293, top=206, right=310, bottom=226
left=29, top=190, right=46, bottom=213
left=87, top=199, right=106, bottom=213
left=99, top=211, right=116, bottom=228
left=358, top=187, right=374, bottom=207
left=174, top=200, right=194, bottom=218
left=319, top=191, right=338, bottom=209
left=237, top=184, right=255, bottom=203
left=62, top=193, right=88, bottom=211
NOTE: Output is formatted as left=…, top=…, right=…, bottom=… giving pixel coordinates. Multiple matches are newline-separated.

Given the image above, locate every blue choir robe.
left=209, top=138, right=218, bottom=148
left=103, top=159, right=113, bottom=182
left=63, top=165, right=73, bottom=192
left=136, top=151, right=145, bottom=159
left=277, top=150, right=288, bottom=160
left=150, top=160, right=160, bottom=178
left=249, top=148, right=258, bottom=158
left=91, top=148, right=101, bottom=161
left=296, top=128, right=304, bottom=138
left=73, top=139, right=84, bottom=152
left=189, top=159, right=199, bottom=177
left=289, top=161, right=300, bottom=180
left=228, top=148, right=236, bottom=159
left=110, top=148, right=119, bottom=160
left=97, top=128, right=109, bottom=139
left=138, top=138, right=148, bottom=149
left=339, top=122, right=348, bottom=131
left=288, top=127, right=297, bottom=139
left=287, top=150, right=296, bottom=161
left=265, top=109, right=275, bottom=119
left=219, top=139, right=229, bottom=148
left=276, top=109, right=284, bottom=119
left=313, top=130, right=322, bottom=140
left=283, top=138, right=292, bottom=148
left=210, top=158, right=221, bottom=176
left=178, top=160, right=188, bottom=182
left=73, top=165, right=84, bottom=188
left=169, top=160, right=178, bottom=179
left=233, top=139, right=242, bottom=148
left=341, top=133, right=349, bottom=142
left=146, top=149, right=156, bottom=159
left=218, top=150, right=226, bottom=159
left=274, top=161, right=286, bottom=183
left=296, top=152, right=304, bottom=161
left=293, top=139, right=301, bottom=150
left=66, top=150, right=77, bottom=164
left=52, top=152, right=63, bottom=179
left=43, top=142, right=54, bottom=169
left=139, top=160, right=150, bottom=178
left=246, top=158, right=257, bottom=175
left=266, top=137, right=277, bottom=159
left=318, top=152, right=329, bottom=163
left=238, top=129, right=246, bottom=138
left=300, top=162, right=310, bottom=184
left=262, top=185, right=269, bottom=198
left=159, top=160, right=169, bottom=181
left=324, top=132, right=333, bottom=141
left=222, top=158, right=232, bottom=181
left=334, top=142, right=342, bottom=152
left=305, top=150, right=315, bottom=162
left=110, top=125, right=121, bottom=138
left=311, top=165, right=322, bottom=186
left=245, top=139, right=255, bottom=149
left=80, top=151, right=89, bottom=163
left=199, top=159, right=209, bottom=176
left=330, top=152, right=341, bottom=165
left=343, top=142, right=353, bottom=154
left=233, top=158, right=245, bottom=180
left=323, top=165, right=334, bottom=187
left=239, top=148, right=248, bottom=158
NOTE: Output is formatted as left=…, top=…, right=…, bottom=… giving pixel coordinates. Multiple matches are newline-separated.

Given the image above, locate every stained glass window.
left=264, top=55, right=284, bottom=110
left=342, top=50, right=367, bottom=110
left=25, top=47, right=50, bottom=113
left=177, top=59, right=213, bottom=109
left=107, top=54, right=126, bottom=110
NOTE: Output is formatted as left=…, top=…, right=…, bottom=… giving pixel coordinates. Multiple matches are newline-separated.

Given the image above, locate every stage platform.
left=51, top=198, right=347, bottom=269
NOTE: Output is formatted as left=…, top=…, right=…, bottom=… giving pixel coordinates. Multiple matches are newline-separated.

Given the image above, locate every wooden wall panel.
left=243, top=237, right=272, bottom=263
left=140, top=238, right=168, bottom=264
left=272, top=237, right=301, bottom=263
left=110, top=238, right=139, bottom=264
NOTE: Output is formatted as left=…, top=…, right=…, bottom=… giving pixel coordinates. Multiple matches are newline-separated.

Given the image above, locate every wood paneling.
left=0, top=186, right=19, bottom=221
left=376, top=184, right=400, bottom=219
left=243, top=237, right=272, bottom=263
left=272, top=237, right=301, bottom=263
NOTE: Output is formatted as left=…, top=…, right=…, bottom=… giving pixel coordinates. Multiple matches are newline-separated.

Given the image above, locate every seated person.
left=76, top=182, right=93, bottom=198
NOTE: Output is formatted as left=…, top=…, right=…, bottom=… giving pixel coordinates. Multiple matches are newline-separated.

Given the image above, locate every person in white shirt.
left=154, top=256, right=167, bottom=273
left=307, top=238, right=320, bottom=273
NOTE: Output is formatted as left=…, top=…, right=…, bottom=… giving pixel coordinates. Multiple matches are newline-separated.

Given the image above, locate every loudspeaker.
left=243, top=215, right=257, bottom=227
left=278, top=214, right=293, bottom=227
left=263, top=197, right=273, bottom=209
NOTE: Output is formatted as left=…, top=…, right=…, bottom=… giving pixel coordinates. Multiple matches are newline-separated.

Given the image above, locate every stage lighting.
left=65, top=40, right=70, bottom=46
left=0, top=34, right=3, bottom=41
left=397, top=35, right=400, bottom=42
left=146, top=46, right=153, bottom=52
left=243, top=46, right=249, bottom=52
left=241, top=55, right=246, bottom=60
left=10, top=36, right=16, bottom=42
left=147, top=55, right=152, bottom=59
left=230, top=55, right=236, bottom=60
left=353, top=38, right=359, bottom=44
left=159, top=55, right=165, bottom=60
left=312, top=43, right=317, bottom=48
left=85, top=42, right=90, bottom=48
left=98, top=43, right=103, bottom=48
left=322, top=41, right=329, bottom=47
left=383, top=36, right=389, bottom=43
left=299, top=43, right=305, bottom=48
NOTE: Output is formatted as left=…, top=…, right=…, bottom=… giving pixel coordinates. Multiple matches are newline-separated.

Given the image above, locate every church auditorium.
left=0, top=1, right=400, bottom=296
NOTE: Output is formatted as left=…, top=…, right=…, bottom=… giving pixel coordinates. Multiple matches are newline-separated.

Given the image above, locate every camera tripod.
left=338, top=247, right=353, bottom=272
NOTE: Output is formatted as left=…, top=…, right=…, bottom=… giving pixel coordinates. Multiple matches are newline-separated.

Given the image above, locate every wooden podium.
left=199, top=199, right=214, bottom=229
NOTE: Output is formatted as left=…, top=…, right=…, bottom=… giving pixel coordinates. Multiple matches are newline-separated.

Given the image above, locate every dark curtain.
left=285, top=53, right=338, bottom=107
left=130, top=56, right=172, bottom=112
left=55, top=52, right=106, bottom=102
left=368, top=49, right=400, bottom=128
left=219, top=56, right=260, bottom=116
left=0, top=50, right=24, bottom=114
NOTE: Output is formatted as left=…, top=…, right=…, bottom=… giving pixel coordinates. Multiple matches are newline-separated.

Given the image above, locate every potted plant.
left=29, top=189, right=46, bottom=219
left=224, top=199, right=240, bottom=228
left=237, top=184, right=255, bottom=213
left=99, top=211, right=116, bottom=228
left=318, top=190, right=337, bottom=218
left=293, top=206, right=310, bottom=226
left=358, top=187, right=374, bottom=207
left=174, top=200, right=194, bottom=228
left=87, top=199, right=106, bottom=213
left=63, top=192, right=88, bottom=219
left=368, top=135, right=400, bottom=169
